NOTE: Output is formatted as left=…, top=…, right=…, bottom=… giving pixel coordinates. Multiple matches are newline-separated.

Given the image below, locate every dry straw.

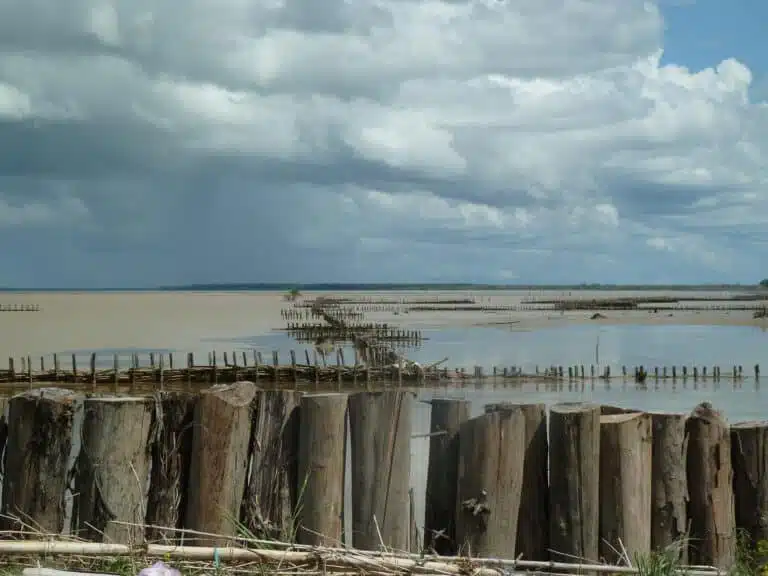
left=0, top=519, right=726, bottom=576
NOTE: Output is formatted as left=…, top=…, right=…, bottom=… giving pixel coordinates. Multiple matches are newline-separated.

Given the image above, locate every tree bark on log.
left=599, top=412, right=652, bottom=563
left=0, top=396, right=8, bottom=466
left=485, top=403, right=549, bottom=561
left=75, top=396, right=153, bottom=544
left=549, top=403, right=600, bottom=563
left=185, top=381, right=257, bottom=546
left=650, top=412, right=688, bottom=560
left=349, top=391, right=413, bottom=551
left=731, top=421, right=768, bottom=543
left=456, top=407, right=525, bottom=557
left=424, top=399, right=470, bottom=555
left=296, top=392, right=347, bottom=546
left=686, top=402, right=735, bottom=569
left=145, top=392, right=197, bottom=543
left=241, top=390, right=301, bottom=541
left=3, top=389, right=76, bottom=535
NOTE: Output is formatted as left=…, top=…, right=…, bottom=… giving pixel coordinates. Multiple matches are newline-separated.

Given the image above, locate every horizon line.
left=0, top=282, right=763, bottom=292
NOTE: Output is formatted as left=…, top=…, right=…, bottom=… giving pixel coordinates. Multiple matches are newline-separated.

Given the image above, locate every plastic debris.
left=137, top=562, right=181, bottom=576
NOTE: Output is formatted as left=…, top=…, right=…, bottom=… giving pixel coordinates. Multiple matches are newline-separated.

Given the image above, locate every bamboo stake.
left=0, top=540, right=724, bottom=576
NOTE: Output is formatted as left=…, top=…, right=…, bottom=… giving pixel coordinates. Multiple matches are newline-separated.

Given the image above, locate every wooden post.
left=53, top=353, right=59, bottom=381
left=75, top=396, right=153, bottom=544
left=686, top=402, right=736, bottom=568
left=650, top=412, right=688, bottom=559
left=599, top=412, right=652, bottom=562
left=185, top=381, right=257, bottom=545
left=72, top=354, right=77, bottom=380
left=549, top=403, right=600, bottom=563
left=731, top=421, right=768, bottom=543
left=130, top=354, right=137, bottom=389
left=90, top=352, right=96, bottom=389
left=241, top=390, right=301, bottom=541
left=112, top=354, right=119, bottom=390
left=159, top=353, right=165, bottom=390
left=456, top=407, right=525, bottom=557
left=186, top=352, right=193, bottom=387
left=290, top=350, right=298, bottom=387
left=349, top=391, right=413, bottom=550
left=272, top=351, right=279, bottom=383
left=424, top=399, right=470, bottom=555
left=336, top=348, right=342, bottom=389
left=26, top=355, right=32, bottom=386
left=296, top=393, right=348, bottom=546
left=145, top=392, right=197, bottom=543
left=485, top=403, right=549, bottom=561
left=3, top=389, right=76, bottom=534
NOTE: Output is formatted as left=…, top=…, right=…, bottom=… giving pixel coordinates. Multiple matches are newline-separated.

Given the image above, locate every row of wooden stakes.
left=0, top=385, right=760, bottom=573
left=0, top=350, right=764, bottom=387
left=0, top=303, right=40, bottom=312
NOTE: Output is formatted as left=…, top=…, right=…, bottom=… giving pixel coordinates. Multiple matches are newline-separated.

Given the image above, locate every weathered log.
left=485, top=403, right=549, bottom=560
left=145, top=392, right=197, bottom=543
left=3, top=389, right=76, bottom=534
left=549, top=403, right=600, bottom=563
left=349, top=391, right=413, bottom=551
left=686, top=402, right=735, bottom=568
left=185, top=381, right=257, bottom=545
left=296, top=392, right=347, bottom=546
left=599, top=412, right=652, bottom=563
left=650, top=412, right=688, bottom=560
left=456, top=407, right=525, bottom=557
left=241, top=390, right=301, bottom=541
left=75, top=396, right=153, bottom=543
left=0, top=396, right=8, bottom=460
left=731, top=421, right=768, bottom=543
left=424, top=399, right=470, bottom=555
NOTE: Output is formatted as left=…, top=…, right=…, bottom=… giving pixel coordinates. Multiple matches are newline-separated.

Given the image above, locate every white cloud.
left=0, top=0, right=765, bottom=284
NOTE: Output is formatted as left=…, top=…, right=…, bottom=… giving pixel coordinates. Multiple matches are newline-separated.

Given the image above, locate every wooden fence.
left=0, top=350, right=764, bottom=388
left=0, top=304, right=40, bottom=312
left=0, top=389, right=762, bottom=571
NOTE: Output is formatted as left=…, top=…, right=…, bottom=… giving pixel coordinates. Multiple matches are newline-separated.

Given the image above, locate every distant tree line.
left=760, top=279, right=768, bottom=288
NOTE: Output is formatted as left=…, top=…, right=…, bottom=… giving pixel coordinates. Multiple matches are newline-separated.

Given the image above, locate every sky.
left=0, top=0, right=766, bottom=288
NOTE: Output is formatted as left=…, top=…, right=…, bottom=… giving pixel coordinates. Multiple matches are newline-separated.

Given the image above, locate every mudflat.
left=0, top=291, right=286, bottom=358
left=0, top=290, right=764, bottom=359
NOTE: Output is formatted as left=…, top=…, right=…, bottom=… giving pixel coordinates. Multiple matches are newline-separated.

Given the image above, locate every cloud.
left=0, top=0, right=765, bottom=286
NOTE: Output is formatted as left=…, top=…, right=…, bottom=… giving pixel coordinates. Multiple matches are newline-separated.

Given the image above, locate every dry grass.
left=0, top=515, right=729, bottom=576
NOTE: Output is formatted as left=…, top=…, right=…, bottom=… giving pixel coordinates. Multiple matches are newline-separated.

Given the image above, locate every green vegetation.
left=283, top=287, right=302, bottom=301
left=759, top=279, right=768, bottom=288
left=634, top=540, right=687, bottom=576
